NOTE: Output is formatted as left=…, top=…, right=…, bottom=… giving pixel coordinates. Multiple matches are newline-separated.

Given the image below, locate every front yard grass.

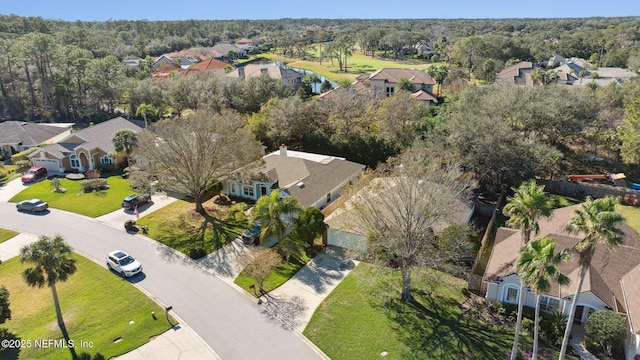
left=617, top=204, right=640, bottom=234
left=0, top=254, right=174, bottom=360
left=0, top=228, right=19, bottom=243
left=9, top=176, right=134, bottom=218
left=135, top=198, right=248, bottom=257
left=304, top=264, right=576, bottom=360
left=234, top=240, right=324, bottom=295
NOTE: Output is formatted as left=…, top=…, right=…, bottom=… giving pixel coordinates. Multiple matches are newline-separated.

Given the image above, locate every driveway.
left=0, top=177, right=28, bottom=202
left=0, top=203, right=327, bottom=360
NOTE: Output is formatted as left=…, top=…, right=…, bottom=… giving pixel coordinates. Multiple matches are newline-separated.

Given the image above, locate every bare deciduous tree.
left=136, top=109, right=262, bottom=214
left=239, top=247, right=282, bottom=295
left=339, top=149, right=474, bottom=302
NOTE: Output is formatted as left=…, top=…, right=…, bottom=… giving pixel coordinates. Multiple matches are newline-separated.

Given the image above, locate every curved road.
left=0, top=203, right=325, bottom=360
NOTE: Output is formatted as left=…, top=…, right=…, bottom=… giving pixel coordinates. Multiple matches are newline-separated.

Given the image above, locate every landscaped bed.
left=0, top=254, right=174, bottom=360
left=9, top=176, right=134, bottom=217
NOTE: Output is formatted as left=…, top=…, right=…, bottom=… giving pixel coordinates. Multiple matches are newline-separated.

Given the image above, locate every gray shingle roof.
left=0, top=121, right=72, bottom=146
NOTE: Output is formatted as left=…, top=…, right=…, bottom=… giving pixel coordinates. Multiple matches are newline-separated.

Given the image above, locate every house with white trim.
left=223, top=145, right=365, bottom=209
left=27, top=117, right=144, bottom=174
left=483, top=204, right=640, bottom=359
left=0, top=121, right=73, bottom=159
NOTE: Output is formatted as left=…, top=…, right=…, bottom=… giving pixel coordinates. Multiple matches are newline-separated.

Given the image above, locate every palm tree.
left=112, top=129, right=138, bottom=167
left=517, top=237, right=570, bottom=360
left=251, top=189, right=301, bottom=245
left=503, top=179, right=554, bottom=360
left=20, top=235, right=78, bottom=359
left=135, top=103, right=154, bottom=128
left=558, top=196, right=625, bottom=360
left=530, top=68, right=544, bottom=86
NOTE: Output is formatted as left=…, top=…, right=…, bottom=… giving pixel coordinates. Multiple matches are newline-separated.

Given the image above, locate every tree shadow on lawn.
left=378, top=289, right=512, bottom=360
left=0, top=329, right=21, bottom=360
left=154, top=211, right=243, bottom=259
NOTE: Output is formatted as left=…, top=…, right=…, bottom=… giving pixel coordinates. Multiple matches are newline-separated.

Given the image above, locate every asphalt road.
left=0, top=203, right=325, bottom=360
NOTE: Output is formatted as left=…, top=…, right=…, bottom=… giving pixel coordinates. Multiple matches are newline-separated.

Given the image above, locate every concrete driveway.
left=0, top=177, right=29, bottom=202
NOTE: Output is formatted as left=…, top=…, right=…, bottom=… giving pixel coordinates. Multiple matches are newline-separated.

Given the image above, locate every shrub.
left=189, top=247, right=206, bottom=259
left=124, top=220, right=136, bottom=231
left=85, top=169, right=101, bottom=179
left=540, top=311, right=567, bottom=346
left=10, top=147, right=38, bottom=164
left=81, top=178, right=107, bottom=192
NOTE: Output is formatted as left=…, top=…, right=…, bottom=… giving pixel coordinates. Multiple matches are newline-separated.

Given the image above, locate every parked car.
left=16, top=198, right=49, bottom=213
left=21, top=166, right=47, bottom=183
left=241, top=222, right=263, bottom=245
left=121, top=193, right=151, bottom=210
left=106, top=250, right=143, bottom=278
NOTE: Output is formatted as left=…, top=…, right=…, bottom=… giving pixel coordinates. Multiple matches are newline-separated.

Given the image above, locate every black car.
left=121, top=194, right=151, bottom=210
left=241, top=223, right=263, bottom=245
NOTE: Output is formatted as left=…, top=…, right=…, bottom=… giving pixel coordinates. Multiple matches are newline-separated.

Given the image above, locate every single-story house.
left=223, top=145, right=365, bottom=209
left=153, top=54, right=198, bottom=70
left=226, top=64, right=303, bottom=87
left=495, top=61, right=540, bottom=86
left=27, top=117, right=144, bottom=174
left=483, top=204, right=640, bottom=359
left=0, top=121, right=73, bottom=159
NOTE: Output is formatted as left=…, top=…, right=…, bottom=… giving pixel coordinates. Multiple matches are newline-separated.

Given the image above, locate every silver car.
left=106, top=250, right=143, bottom=278
left=16, top=198, right=49, bottom=213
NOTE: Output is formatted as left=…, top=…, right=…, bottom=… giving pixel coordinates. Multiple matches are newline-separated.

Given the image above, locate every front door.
left=573, top=305, right=584, bottom=325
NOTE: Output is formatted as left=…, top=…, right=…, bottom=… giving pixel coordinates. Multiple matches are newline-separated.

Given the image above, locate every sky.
left=1, top=0, right=639, bottom=21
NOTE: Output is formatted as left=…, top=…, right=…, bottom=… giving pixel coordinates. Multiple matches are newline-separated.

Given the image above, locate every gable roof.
left=496, top=62, right=538, bottom=84
left=484, top=203, right=640, bottom=324
left=187, top=58, right=228, bottom=71
left=227, top=64, right=302, bottom=81
left=249, top=149, right=365, bottom=208
left=356, top=68, right=435, bottom=85
left=0, top=121, right=73, bottom=146
left=33, top=117, right=144, bottom=157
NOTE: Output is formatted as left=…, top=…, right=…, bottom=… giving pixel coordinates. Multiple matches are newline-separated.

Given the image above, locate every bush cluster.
left=80, top=178, right=107, bottom=192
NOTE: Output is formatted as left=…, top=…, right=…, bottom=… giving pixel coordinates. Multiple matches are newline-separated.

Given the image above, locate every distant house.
left=27, top=117, right=144, bottom=174
left=123, top=56, right=144, bottom=72
left=184, top=58, right=229, bottom=77
left=226, top=64, right=303, bottom=86
left=223, top=145, right=365, bottom=209
left=551, top=56, right=638, bottom=86
left=495, top=61, right=540, bottom=86
left=153, top=54, right=198, bottom=70
left=413, top=40, right=435, bottom=58
left=0, top=121, right=73, bottom=159
left=483, top=204, right=640, bottom=359
left=319, top=68, right=438, bottom=106
left=210, top=43, right=247, bottom=60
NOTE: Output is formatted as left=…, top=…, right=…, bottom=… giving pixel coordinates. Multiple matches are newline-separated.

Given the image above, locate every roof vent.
left=297, top=182, right=305, bottom=188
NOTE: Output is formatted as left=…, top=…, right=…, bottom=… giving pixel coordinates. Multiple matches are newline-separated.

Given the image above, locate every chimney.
left=238, top=67, right=245, bottom=80
left=279, top=144, right=287, bottom=156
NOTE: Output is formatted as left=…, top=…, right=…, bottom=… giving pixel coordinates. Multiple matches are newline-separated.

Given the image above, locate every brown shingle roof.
left=362, top=68, right=435, bottom=85
left=484, top=204, right=640, bottom=324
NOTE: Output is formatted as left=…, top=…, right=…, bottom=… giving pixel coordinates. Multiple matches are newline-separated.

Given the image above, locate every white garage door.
left=33, top=159, right=62, bottom=174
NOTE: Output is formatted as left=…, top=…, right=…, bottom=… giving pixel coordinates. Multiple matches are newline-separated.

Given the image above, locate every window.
left=100, top=156, right=113, bottom=165
left=230, top=182, right=236, bottom=194
left=70, top=155, right=80, bottom=168
left=540, top=296, right=561, bottom=312
left=504, top=286, right=518, bottom=304
left=243, top=185, right=254, bottom=197
left=326, top=193, right=331, bottom=204
left=386, top=86, right=394, bottom=97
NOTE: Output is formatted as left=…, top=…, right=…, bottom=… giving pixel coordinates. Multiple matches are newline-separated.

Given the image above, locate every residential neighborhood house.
left=226, top=64, right=303, bottom=87
left=318, top=68, right=438, bottom=106
left=27, top=117, right=144, bottom=174
left=483, top=204, right=640, bottom=359
left=495, top=61, right=541, bottom=86
left=0, top=121, right=73, bottom=160
left=223, top=145, right=365, bottom=209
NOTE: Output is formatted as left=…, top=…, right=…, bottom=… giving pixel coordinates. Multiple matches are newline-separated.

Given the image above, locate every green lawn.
left=135, top=198, right=247, bottom=257
left=9, top=176, right=135, bottom=217
left=0, top=228, right=19, bottom=243
left=304, top=264, right=576, bottom=360
left=0, top=164, right=22, bottom=185
left=0, top=254, right=174, bottom=360
left=260, top=49, right=441, bottom=84
left=618, top=204, right=640, bottom=234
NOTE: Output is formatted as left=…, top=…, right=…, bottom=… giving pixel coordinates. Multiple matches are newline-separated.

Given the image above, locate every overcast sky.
left=2, top=0, right=639, bottom=21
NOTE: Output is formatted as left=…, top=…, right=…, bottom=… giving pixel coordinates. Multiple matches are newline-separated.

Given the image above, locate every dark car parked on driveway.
left=241, top=222, right=263, bottom=245
left=121, top=194, right=151, bottom=210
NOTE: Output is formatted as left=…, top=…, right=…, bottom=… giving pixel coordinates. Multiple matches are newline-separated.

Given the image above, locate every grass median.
left=0, top=254, right=174, bottom=360
left=0, top=228, right=19, bottom=243
left=9, top=176, right=134, bottom=218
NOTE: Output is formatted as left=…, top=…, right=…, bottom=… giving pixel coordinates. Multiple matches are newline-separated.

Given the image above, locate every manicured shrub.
left=124, top=220, right=136, bottom=231
left=81, top=178, right=107, bottom=192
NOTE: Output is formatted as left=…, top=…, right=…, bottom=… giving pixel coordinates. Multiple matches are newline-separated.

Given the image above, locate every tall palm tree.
left=503, top=179, right=554, bottom=360
left=135, top=103, right=154, bottom=128
left=251, top=189, right=301, bottom=245
left=112, top=129, right=138, bottom=168
left=558, top=196, right=625, bottom=360
left=20, top=235, right=78, bottom=359
left=518, top=237, right=570, bottom=360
